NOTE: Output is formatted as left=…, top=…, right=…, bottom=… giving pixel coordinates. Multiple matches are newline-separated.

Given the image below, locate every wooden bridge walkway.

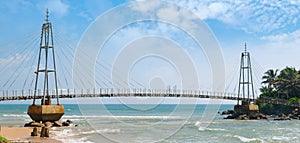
left=1, top=88, right=298, bottom=107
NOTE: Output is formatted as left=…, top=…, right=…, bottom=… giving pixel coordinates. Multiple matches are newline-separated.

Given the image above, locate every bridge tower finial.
left=46, top=8, right=49, bottom=22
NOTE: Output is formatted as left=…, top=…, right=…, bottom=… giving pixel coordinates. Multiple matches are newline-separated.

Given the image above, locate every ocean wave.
left=100, top=115, right=183, bottom=119
left=52, top=128, right=118, bottom=143
left=2, top=114, right=28, bottom=118
left=206, top=128, right=226, bottom=131
left=63, top=115, right=183, bottom=120
left=56, top=138, right=94, bottom=143
left=52, top=129, right=94, bottom=143
left=233, top=135, right=263, bottom=142
left=198, top=127, right=226, bottom=131
left=60, top=118, right=85, bottom=121
left=54, top=135, right=93, bottom=143
left=63, top=115, right=101, bottom=118
left=195, top=121, right=201, bottom=126
left=272, top=136, right=297, bottom=141
left=3, top=113, right=182, bottom=121
left=53, top=129, right=76, bottom=137
left=81, top=129, right=121, bottom=135
left=194, top=121, right=218, bottom=128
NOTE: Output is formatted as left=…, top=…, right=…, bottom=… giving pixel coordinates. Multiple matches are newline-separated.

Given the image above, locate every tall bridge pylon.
left=32, top=9, right=59, bottom=106
left=234, top=43, right=259, bottom=116
left=237, top=43, right=255, bottom=105
left=27, top=9, right=64, bottom=122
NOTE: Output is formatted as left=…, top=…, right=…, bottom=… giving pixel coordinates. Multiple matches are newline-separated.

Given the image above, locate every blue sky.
left=1, top=0, right=300, bottom=104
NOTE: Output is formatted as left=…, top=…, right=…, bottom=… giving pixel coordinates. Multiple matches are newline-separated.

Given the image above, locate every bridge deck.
left=0, top=89, right=297, bottom=107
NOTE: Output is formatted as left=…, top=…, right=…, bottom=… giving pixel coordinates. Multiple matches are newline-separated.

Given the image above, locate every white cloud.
left=229, top=29, right=300, bottom=73
left=37, top=0, right=69, bottom=18
left=261, top=29, right=300, bottom=42
left=129, top=0, right=300, bottom=34
left=0, top=0, right=33, bottom=13
left=131, top=0, right=161, bottom=12
left=0, top=53, right=27, bottom=65
left=195, top=2, right=231, bottom=20
left=174, top=0, right=300, bottom=34
left=77, top=11, right=93, bottom=22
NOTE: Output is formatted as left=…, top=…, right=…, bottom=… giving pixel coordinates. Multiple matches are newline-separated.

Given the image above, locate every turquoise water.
left=1, top=104, right=300, bottom=143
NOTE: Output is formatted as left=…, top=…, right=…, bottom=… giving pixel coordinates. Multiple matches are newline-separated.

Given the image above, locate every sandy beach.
left=0, top=126, right=62, bottom=143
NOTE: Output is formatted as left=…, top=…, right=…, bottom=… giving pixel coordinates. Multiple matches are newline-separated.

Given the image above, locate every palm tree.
left=276, top=67, right=300, bottom=99
left=259, top=86, right=275, bottom=98
left=262, top=69, right=278, bottom=89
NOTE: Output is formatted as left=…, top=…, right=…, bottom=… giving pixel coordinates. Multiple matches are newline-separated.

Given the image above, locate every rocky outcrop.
left=269, top=108, right=300, bottom=120
left=258, top=113, right=268, bottom=119
left=66, top=120, right=73, bottom=124
left=24, top=120, right=75, bottom=128
left=221, top=110, right=235, bottom=115
left=274, top=114, right=291, bottom=120
left=53, top=121, right=63, bottom=127
left=25, top=120, right=76, bottom=138
left=62, top=121, right=69, bottom=126
left=222, top=110, right=268, bottom=120
left=44, top=121, right=53, bottom=127
left=223, top=107, right=300, bottom=121
left=224, top=114, right=236, bottom=119
left=24, top=121, right=44, bottom=127
left=237, top=114, right=249, bottom=120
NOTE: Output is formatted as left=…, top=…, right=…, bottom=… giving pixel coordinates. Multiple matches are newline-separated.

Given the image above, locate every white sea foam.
left=272, top=136, right=297, bottom=141
left=195, top=120, right=218, bottom=125
left=233, top=135, right=263, bottom=142
left=63, top=115, right=183, bottom=120
left=52, top=128, right=94, bottom=143
left=60, top=138, right=93, bottom=143
left=51, top=128, right=120, bottom=143
left=197, top=127, right=226, bottom=131
left=3, top=114, right=28, bottom=117
left=53, top=129, right=77, bottom=137
left=63, top=115, right=101, bottom=118
left=100, top=115, right=183, bottom=119
left=81, top=128, right=121, bottom=135
left=206, top=128, right=226, bottom=131
left=195, top=121, right=201, bottom=126
left=55, top=137, right=94, bottom=143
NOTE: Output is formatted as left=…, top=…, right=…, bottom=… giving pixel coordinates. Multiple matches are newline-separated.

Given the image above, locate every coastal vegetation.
left=258, top=67, right=300, bottom=115
left=0, top=136, right=9, bottom=143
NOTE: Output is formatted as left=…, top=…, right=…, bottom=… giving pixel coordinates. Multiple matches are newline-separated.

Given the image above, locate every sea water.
left=1, top=104, right=300, bottom=143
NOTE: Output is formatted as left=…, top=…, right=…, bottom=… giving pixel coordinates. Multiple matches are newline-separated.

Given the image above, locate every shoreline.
left=0, top=126, right=62, bottom=143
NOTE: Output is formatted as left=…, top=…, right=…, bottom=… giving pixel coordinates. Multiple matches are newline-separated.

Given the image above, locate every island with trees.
left=257, top=67, right=300, bottom=119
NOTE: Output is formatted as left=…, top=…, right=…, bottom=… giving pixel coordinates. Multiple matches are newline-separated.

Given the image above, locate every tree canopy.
left=260, top=67, right=300, bottom=100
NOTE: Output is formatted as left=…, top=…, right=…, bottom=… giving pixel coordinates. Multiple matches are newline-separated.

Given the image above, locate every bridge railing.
left=0, top=88, right=241, bottom=101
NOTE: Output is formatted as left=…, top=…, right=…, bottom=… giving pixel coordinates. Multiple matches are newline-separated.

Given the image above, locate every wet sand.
left=0, top=126, right=61, bottom=143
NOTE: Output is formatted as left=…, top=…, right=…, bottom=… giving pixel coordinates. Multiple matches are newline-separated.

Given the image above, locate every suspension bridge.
left=0, top=10, right=298, bottom=114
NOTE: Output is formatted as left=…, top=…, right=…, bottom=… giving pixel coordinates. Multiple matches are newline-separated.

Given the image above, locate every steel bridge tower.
left=237, top=43, right=255, bottom=105
left=27, top=9, right=64, bottom=122
left=234, top=43, right=259, bottom=116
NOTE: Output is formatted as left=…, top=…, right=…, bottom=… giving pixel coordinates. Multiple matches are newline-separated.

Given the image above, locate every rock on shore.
left=24, top=120, right=75, bottom=128
left=222, top=107, right=300, bottom=120
left=222, top=110, right=268, bottom=120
